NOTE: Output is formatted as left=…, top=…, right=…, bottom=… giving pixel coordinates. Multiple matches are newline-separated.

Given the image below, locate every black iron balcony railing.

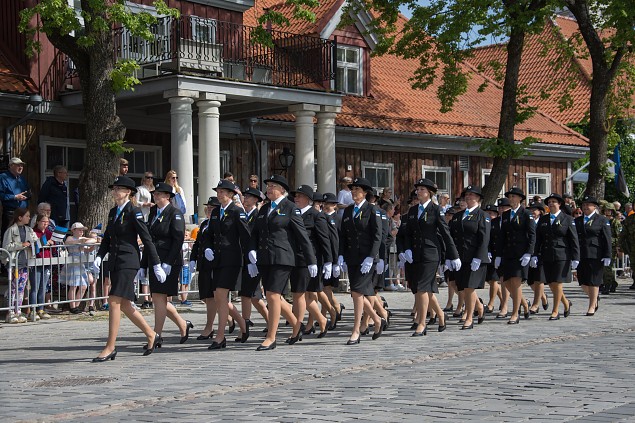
left=113, top=15, right=337, bottom=89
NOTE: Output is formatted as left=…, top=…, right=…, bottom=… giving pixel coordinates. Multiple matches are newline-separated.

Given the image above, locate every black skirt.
left=527, top=264, right=546, bottom=286
left=198, top=268, right=214, bottom=300
left=486, top=263, right=499, bottom=282
left=290, top=267, right=310, bottom=293
left=260, top=265, right=292, bottom=295
left=543, top=260, right=570, bottom=284
left=212, top=266, right=241, bottom=291
left=306, top=271, right=323, bottom=293
left=501, top=258, right=528, bottom=280
left=456, top=264, right=487, bottom=291
left=109, top=268, right=137, bottom=301
left=238, top=268, right=264, bottom=299
left=149, top=264, right=181, bottom=296
left=409, top=261, right=439, bottom=294
left=577, top=259, right=603, bottom=286
left=347, top=264, right=375, bottom=296
left=323, top=276, right=339, bottom=288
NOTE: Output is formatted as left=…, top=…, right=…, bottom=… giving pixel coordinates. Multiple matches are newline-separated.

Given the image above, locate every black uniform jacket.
left=97, top=201, right=160, bottom=271
left=205, top=202, right=251, bottom=268
left=325, top=211, right=340, bottom=265
left=574, top=213, right=612, bottom=260
left=339, top=201, right=382, bottom=265
left=496, top=206, right=536, bottom=259
left=403, top=201, right=458, bottom=263
left=534, top=212, right=580, bottom=262
left=141, top=203, right=185, bottom=268
left=489, top=216, right=501, bottom=256
left=250, top=197, right=316, bottom=267
left=449, top=206, right=491, bottom=264
left=296, top=207, right=332, bottom=267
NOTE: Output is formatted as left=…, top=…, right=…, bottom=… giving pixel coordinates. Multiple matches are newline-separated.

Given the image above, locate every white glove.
left=189, top=260, right=196, bottom=273
left=530, top=256, right=538, bottom=268
left=204, top=248, right=215, bottom=261
left=445, top=259, right=452, bottom=270
left=92, top=256, right=102, bottom=275
left=404, top=249, right=414, bottom=264
left=602, top=258, right=611, bottom=267
left=153, top=264, right=167, bottom=283
left=323, top=262, right=332, bottom=280
left=161, top=263, right=172, bottom=275
left=337, top=255, right=345, bottom=267
left=495, top=257, right=502, bottom=269
left=398, top=252, right=406, bottom=263
left=571, top=260, right=579, bottom=270
left=360, top=257, right=374, bottom=274
left=451, top=258, right=462, bottom=271
left=248, top=250, right=258, bottom=264
left=332, top=264, right=341, bottom=278
left=487, top=252, right=492, bottom=261
left=376, top=259, right=385, bottom=274
left=520, top=254, right=531, bottom=267
left=247, top=263, right=259, bottom=278
left=341, top=262, right=348, bottom=274
left=308, top=264, right=318, bottom=278
left=136, top=268, right=146, bottom=280
left=470, top=258, right=481, bottom=272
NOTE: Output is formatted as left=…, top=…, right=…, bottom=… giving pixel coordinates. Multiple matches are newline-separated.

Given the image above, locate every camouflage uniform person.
left=601, top=203, right=621, bottom=294
left=618, top=202, right=635, bottom=290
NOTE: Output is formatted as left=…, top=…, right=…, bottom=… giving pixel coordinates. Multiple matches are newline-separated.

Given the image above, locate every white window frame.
left=123, top=145, right=163, bottom=179
left=422, top=165, right=452, bottom=197
left=334, top=45, right=363, bottom=95
left=481, top=169, right=506, bottom=197
left=361, top=161, right=394, bottom=194
left=526, top=172, right=551, bottom=198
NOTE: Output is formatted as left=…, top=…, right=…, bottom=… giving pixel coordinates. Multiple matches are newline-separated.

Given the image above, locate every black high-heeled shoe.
left=208, top=337, right=227, bottom=350
left=496, top=312, right=508, bottom=319
left=542, top=299, right=549, bottom=310
left=461, top=323, right=474, bottom=330
left=529, top=308, right=539, bottom=315
left=428, top=316, right=437, bottom=325
left=443, top=305, right=454, bottom=312
left=524, top=310, right=530, bottom=320
left=328, top=319, right=337, bottom=330
left=235, top=325, right=250, bottom=343
left=507, top=317, right=520, bottom=325
left=564, top=300, right=572, bottom=318
left=438, top=324, right=446, bottom=332
left=346, top=336, right=360, bottom=345
left=360, top=328, right=370, bottom=336
left=452, top=311, right=463, bottom=318
left=180, top=320, right=194, bottom=344
left=228, top=319, right=236, bottom=334
left=142, top=334, right=163, bottom=350
left=336, top=305, right=346, bottom=322
left=197, top=330, right=214, bottom=341
left=412, top=326, right=427, bottom=336
left=549, top=313, right=560, bottom=321
left=477, top=314, right=485, bottom=325
left=372, top=318, right=387, bottom=340
left=287, top=330, right=303, bottom=345
left=317, top=324, right=328, bottom=338
left=303, top=325, right=316, bottom=335
left=143, top=333, right=162, bottom=356
left=246, top=319, right=254, bottom=327
left=410, top=322, right=418, bottom=330
left=484, top=306, right=494, bottom=314
left=595, top=297, right=599, bottom=312
left=92, top=349, right=117, bottom=362
left=256, top=341, right=276, bottom=351
left=585, top=311, right=595, bottom=316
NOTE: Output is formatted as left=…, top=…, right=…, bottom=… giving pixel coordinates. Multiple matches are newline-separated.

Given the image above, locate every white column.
left=289, top=104, right=320, bottom=187
left=164, top=89, right=198, bottom=220
left=317, top=106, right=340, bottom=194
left=197, top=93, right=226, bottom=218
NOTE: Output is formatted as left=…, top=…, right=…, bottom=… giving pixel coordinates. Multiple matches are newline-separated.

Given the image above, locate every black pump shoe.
left=461, top=323, right=474, bottom=330
left=428, top=316, right=437, bottom=325
left=142, top=334, right=163, bottom=351
left=143, top=333, right=162, bottom=356
left=507, top=318, right=520, bottom=325
left=197, top=330, right=214, bottom=341
left=412, top=326, right=427, bottom=336
left=92, top=349, right=117, bottom=362
left=208, top=337, right=227, bottom=350
left=549, top=313, right=560, bottom=321
left=180, top=320, right=194, bottom=344
left=228, top=319, right=236, bottom=334
left=372, top=319, right=387, bottom=340
left=256, top=341, right=276, bottom=351
left=346, top=337, right=360, bottom=345
left=235, top=325, right=250, bottom=343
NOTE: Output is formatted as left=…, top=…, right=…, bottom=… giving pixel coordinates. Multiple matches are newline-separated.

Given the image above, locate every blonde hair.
left=165, top=170, right=182, bottom=194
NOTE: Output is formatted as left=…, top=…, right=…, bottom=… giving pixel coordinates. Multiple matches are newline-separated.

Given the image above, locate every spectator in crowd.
left=165, top=170, right=186, bottom=215
left=119, top=158, right=129, bottom=176
left=573, top=207, right=583, bottom=218
left=378, top=187, right=394, bottom=207
left=625, top=203, right=634, bottom=216
left=223, top=172, right=235, bottom=183
left=3, top=208, right=38, bottom=323
left=248, top=175, right=259, bottom=190
left=38, top=165, right=70, bottom=229
left=60, top=222, right=97, bottom=314
left=532, top=195, right=542, bottom=204
left=439, top=193, right=451, bottom=213
left=613, top=201, right=621, bottom=213
left=30, top=202, right=56, bottom=231
left=135, top=171, right=155, bottom=221
left=29, top=214, right=54, bottom=321
left=0, top=157, right=30, bottom=243
left=336, top=176, right=353, bottom=216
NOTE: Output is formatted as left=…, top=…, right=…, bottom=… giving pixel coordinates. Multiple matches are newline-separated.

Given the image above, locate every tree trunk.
left=584, top=73, right=610, bottom=199
left=76, top=30, right=123, bottom=229
left=482, top=24, right=525, bottom=205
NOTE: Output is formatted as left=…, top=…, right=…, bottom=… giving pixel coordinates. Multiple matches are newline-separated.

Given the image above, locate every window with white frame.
left=422, top=166, right=452, bottom=196
left=526, top=172, right=551, bottom=198
left=362, top=161, right=393, bottom=194
left=191, top=17, right=217, bottom=44
left=481, top=169, right=506, bottom=197
left=123, top=146, right=163, bottom=179
left=335, top=46, right=363, bottom=95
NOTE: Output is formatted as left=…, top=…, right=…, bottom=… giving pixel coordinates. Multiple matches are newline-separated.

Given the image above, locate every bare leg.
left=507, top=277, right=522, bottom=321
left=415, top=291, right=429, bottom=333
left=214, top=288, right=231, bottom=342
left=200, top=297, right=217, bottom=337
left=251, top=298, right=269, bottom=322
left=445, top=280, right=456, bottom=309
left=305, top=292, right=327, bottom=332
left=586, top=285, right=598, bottom=313
left=463, top=288, right=475, bottom=326
left=350, top=292, right=364, bottom=341
left=498, top=280, right=509, bottom=316
left=97, top=295, right=154, bottom=358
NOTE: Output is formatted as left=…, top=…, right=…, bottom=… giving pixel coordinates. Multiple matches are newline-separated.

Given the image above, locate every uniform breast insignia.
left=175, top=215, right=182, bottom=220
left=293, top=209, right=300, bottom=216
left=485, top=217, right=490, bottom=223
left=375, top=210, right=381, bottom=217
left=136, top=212, right=143, bottom=220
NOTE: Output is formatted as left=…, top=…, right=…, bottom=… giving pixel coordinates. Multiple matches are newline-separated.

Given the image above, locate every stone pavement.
left=2, top=284, right=635, bottom=422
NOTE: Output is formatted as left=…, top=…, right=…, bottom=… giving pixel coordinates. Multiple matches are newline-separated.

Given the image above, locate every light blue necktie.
left=152, top=209, right=162, bottom=225
left=269, top=201, right=277, bottom=216
left=584, top=216, right=590, bottom=224
left=463, top=209, right=469, bottom=220
left=550, top=214, right=556, bottom=224
left=220, top=208, right=225, bottom=220
left=114, top=207, right=123, bottom=222
left=418, top=204, right=425, bottom=218
left=354, top=206, right=360, bottom=217
left=511, top=210, right=516, bottom=219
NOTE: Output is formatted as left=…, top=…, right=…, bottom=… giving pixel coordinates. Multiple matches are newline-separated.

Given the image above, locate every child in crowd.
left=84, top=228, right=100, bottom=315
left=29, top=214, right=55, bottom=321
left=60, top=222, right=96, bottom=314
left=3, top=208, right=38, bottom=323
left=178, top=229, right=193, bottom=306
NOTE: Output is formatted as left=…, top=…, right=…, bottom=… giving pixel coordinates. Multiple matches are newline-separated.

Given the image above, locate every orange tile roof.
left=470, top=18, right=591, bottom=125
left=244, top=0, right=342, bottom=35
left=0, top=51, right=37, bottom=95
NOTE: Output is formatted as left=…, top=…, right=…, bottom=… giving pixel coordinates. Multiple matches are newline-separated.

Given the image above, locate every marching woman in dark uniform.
left=574, top=196, right=611, bottom=316
left=495, top=187, right=535, bottom=325
left=527, top=202, right=549, bottom=314
left=533, top=193, right=579, bottom=320
left=247, top=175, right=317, bottom=351
left=445, top=198, right=466, bottom=317
left=321, top=193, right=343, bottom=326
left=493, top=197, right=512, bottom=318
left=237, top=188, right=269, bottom=331
left=403, top=178, right=459, bottom=336
left=203, top=180, right=250, bottom=349
left=338, top=177, right=386, bottom=344
left=290, top=185, right=331, bottom=339
left=142, top=182, right=193, bottom=348
left=92, top=176, right=165, bottom=361
left=483, top=204, right=502, bottom=314
left=190, top=196, right=220, bottom=340
left=449, top=186, right=489, bottom=330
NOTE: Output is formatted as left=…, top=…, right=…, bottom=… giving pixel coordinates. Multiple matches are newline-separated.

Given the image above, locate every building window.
left=526, top=172, right=551, bottom=198
left=191, top=17, right=217, bottom=44
left=335, top=46, right=362, bottom=95
left=481, top=169, right=506, bottom=197
left=123, top=146, right=162, bottom=179
left=422, top=166, right=452, bottom=196
left=362, top=161, right=393, bottom=194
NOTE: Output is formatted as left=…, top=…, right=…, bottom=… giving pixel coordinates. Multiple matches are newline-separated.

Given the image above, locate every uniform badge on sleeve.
left=136, top=212, right=143, bottom=220
left=175, top=215, right=182, bottom=220
left=240, top=212, right=247, bottom=219
left=294, top=209, right=301, bottom=215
